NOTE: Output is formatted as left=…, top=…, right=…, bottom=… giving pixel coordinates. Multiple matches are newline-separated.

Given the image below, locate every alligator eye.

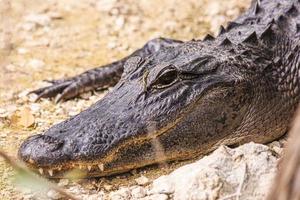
left=153, top=68, right=178, bottom=89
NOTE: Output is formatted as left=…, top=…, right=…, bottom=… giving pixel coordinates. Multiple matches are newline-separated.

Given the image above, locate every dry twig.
left=0, top=150, right=79, bottom=200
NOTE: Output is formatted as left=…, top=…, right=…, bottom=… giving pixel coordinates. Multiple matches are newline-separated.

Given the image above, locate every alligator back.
left=218, top=0, right=300, bottom=43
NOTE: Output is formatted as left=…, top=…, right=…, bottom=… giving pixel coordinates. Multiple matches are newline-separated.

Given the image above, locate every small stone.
left=131, top=186, right=146, bottom=198
left=103, top=184, right=113, bottom=191
left=135, top=175, right=149, bottom=186
left=21, top=22, right=37, bottom=31
left=47, top=189, right=63, bottom=200
left=29, top=103, right=40, bottom=113
left=0, top=108, right=6, bottom=115
left=28, top=93, right=39, bottom=102
left=109, top=187, right=131, bottom=200
left=144, top=194, right=169, bottom=200
left=25, top=38, right=50, bottom=47
left=150, top=176, right=174, bottom=195
left=25, top=14, right=51, bottom=27
left=17, top=107, right=35, bottom=128
left=27, top=59, right=45, bottom=70
left=107, top=41, right=117, bottom=49
left=96, top=0, right=117, bottom=12
left=48, top=12, right=64, bottom=20
left=58, top=179, right=69, bottom=187
left=17, top=48, right=29, bottom=54
left=5, top=64, right=16, bottom=72
left=18, top=90, right=29, bottom=99
left=83, top=193, right=105, bottom=200
left=115, top=16, right=125, bottom=29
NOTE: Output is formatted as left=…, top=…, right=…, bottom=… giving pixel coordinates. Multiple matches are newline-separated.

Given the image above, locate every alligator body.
left=19, top=0, right=300, bottom=178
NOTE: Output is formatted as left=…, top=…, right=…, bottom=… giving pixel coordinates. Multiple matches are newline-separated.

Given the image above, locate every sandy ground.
left=0, top=0, right=251, bottom=199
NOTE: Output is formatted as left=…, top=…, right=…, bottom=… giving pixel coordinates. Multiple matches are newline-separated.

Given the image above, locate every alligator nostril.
left=43, top=135, right=63, bottom=144
left=41, top=135, right=64, bottom=152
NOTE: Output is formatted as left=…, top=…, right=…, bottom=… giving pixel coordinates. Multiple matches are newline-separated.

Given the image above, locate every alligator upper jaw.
left=21, top=122, right=181, bottom=178
left=25, top=146, right=195, bottom=179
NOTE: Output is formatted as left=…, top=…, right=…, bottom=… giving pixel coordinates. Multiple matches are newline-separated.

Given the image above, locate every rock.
left=142, top=194, right=169, bottom=200
left=48, top=12, right=64, bottom=20
left=24, top=13, right=51, bottom=27
left=5, top=64, right=16, bottom=72
left=148, top=143, right=279, bottom=200
left=11, top=107, right=35, bottom=128
left=83, top=192, right=105, bottom=200
left=103, top=184, right=113, bottom=191
left=131, top=186, right=146, bottom=198
left=115, top=16, right=125, bottom=29
left=47, top=189, right=63, bottom=200
left=107, top=41, right=118, bottom=49
left=135, top=175, right=149, bottom=186
left=149, top=176, right=174, bottom=195
left=20, top=22, right=37, bottom=31
left=58, top=179, right=69, bottom=187
left=96, top=0, right=117, bottom=12
left=109, top=187, right=131, bottom=200
left=17, top=48, right=29, bottom=54
left=27, top=59, right=45, bottom=70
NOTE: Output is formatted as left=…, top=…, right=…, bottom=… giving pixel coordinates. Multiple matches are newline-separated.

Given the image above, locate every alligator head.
left=19, top=39, right=278, bottom=178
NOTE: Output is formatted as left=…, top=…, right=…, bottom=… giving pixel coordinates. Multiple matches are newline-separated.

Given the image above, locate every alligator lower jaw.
left=28, top=162, right=128, bottom=179
left=26, top=152, right=198, bottom=179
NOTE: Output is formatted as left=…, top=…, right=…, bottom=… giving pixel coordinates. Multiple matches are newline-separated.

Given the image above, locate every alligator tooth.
left=29, top=158, right=35, bottom=164
left=48, top=169, right=53, bottom=176
left=79, top=165, right=83, bottom=170
left=87, top=165, right=92, bottom=171
left=98, top=164, right=104, bottom=171
left=38, top=168, right=44, bottom=175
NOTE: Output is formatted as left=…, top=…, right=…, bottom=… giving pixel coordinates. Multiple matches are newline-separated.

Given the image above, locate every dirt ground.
left=0, top=0, right=250, bottom=199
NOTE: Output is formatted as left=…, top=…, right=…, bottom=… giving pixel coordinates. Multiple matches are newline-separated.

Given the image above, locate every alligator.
left=18, top=0, right=300, bottom=178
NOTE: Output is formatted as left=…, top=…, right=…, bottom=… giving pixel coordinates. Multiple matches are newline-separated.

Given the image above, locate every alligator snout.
left=18, top=81, right=153, bottom=178
left=19, top=134, right=75, bottom=172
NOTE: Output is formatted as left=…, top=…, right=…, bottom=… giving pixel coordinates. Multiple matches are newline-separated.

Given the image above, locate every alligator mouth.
left=28, top=155, right=172, bottom=178
left=22, top=118, right=183, bottom=178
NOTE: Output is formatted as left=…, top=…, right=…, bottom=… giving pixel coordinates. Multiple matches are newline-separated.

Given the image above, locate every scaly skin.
left=19, top=0, right=300, bottom=178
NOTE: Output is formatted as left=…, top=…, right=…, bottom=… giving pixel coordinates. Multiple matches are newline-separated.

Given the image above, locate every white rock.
left=5, top=64, right=16, bottom=72
left=48, top=12, right=63, bottom=20
left=148, top=143, right=279, bottom=200
left=115, top=16, right=125, bottom=29
left=131, top=186, right=146, bottom=198
left=135, top=175, right=149, bottom=186
left=83, top=193, right=105, bottom=200
left=58, top=179, right=69, bottom=187
left=103, top=184, right=113, bottom=191
left=107, top=41, right=117, bottom=49
left=0, top=108, right=6, bottom=115
left=24, top=14, right=51, bottom=27
left=27, top=59, right=45, bottom=70
left=142, top=194, right=169, bottom=200
left=17, top=48, right=29, bottom=54
left=109, top=187, right=131, bottom=200
left=21, top=22, right=37, bottom=31
left=96, top=0, right=117, bottom=12
left=47, top=189, right=63, bottom=200
left=150, top=176, right=174, bottom=195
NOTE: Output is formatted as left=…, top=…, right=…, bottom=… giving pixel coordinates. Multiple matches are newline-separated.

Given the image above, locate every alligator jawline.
left=28, top=117, right=184, bottom=178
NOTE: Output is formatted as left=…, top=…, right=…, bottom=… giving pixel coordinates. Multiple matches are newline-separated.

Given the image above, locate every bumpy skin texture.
left=19, top=0, right=300, bottom=178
